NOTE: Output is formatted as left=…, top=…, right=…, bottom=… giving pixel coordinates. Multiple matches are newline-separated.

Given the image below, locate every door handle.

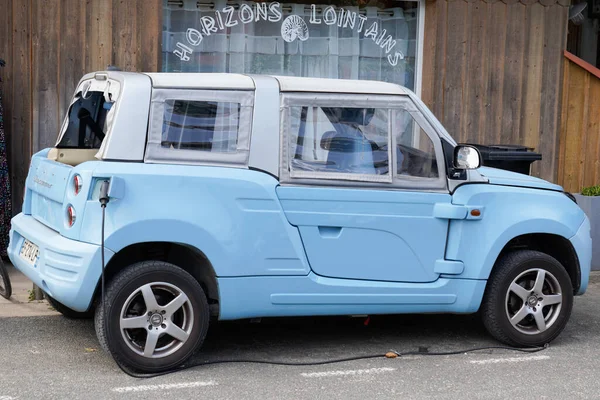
left=318, top=226, right=342, bottom=238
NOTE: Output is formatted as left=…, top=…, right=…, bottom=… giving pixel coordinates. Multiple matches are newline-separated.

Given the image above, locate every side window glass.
left=289, top=106, right=390, bottom=177
left=162, top=100, right=240, bottom=153
left=394, top=110, right=439, bottom=179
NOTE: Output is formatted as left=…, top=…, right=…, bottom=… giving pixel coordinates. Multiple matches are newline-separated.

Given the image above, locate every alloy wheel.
left=504, top=268, right=563, bottom=335
left=119, top=282, right=194, bottom=358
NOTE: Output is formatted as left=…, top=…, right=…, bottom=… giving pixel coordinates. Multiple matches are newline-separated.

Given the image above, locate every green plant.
left=581, top=185, right=600, bottom=196
left=27, top=289, right=35, bottom=302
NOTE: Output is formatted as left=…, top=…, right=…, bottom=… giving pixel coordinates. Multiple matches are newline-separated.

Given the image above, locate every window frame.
left=279, top=92, right=447, bottom=191
left=144, top=88, right=254, bottom=166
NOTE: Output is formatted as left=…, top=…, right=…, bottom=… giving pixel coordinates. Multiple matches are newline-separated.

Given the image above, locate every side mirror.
left=454, top=145, right=482, bottom=169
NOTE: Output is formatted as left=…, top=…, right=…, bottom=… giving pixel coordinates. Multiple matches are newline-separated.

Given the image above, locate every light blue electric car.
left=8, top=71, right=591, bottom=373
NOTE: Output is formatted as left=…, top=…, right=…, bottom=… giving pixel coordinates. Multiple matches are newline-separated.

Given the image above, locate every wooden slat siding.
left=138, top=0, right=163, bottom=72
left=10, top=0, right=32, bottom=213
left=578, top=72, right=591, bottom=190
left=557, top=52, right=600, bottom=192
left=421, top=0, right=438, bottom=109
left=112, top=0, right=137, bottom=71
left=0, top=0, right=164, bottom=214
left=486, top=0, right=507, bottom=144
left=500, top=2, right=526, bottom=146
left=442, top=0, right=467, bottom=141
left=562, top=63, right=586, bottom=190
left=421, top=0, right=569, bottom=182
left=520, top=3, right=544, bottom=177
left=593, top=77, right=600, bottom=186
left=584, top=76, right=600, bottom=187
left=478, top=0, right=491, bottom=145
left=465, top=0, right=487, bottom=144
left=432, top=0, right=448, bottom=119
left=85, top=0, right=113, bottom=71
left=538, top=5, right=567, bottom=182
left=460, top=0, right=473, bottom=144
left=32, top=0, right=61, bottom=152
left=0, top=0, right=13, bottom=181
left=59, top=0, right=87, bottom=121
left=557, top=56, right=570, bottom=185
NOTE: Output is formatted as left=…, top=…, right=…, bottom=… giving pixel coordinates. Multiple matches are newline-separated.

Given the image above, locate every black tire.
left=481, top=250, right=573, bottom=347
left=45, top=294, right=93, bottom=319
left=94, top=261, right=209, bottom=373
left=0, top=259, right=12, bottom=300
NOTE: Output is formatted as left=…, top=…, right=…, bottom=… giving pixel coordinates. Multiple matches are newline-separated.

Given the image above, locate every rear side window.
left=161, top=100, right=240, bottom=153
left=145, top=89, right=253, bottom=166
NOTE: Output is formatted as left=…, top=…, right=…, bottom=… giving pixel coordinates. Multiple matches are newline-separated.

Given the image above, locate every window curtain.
left=162, top=0, right=418, bottom=90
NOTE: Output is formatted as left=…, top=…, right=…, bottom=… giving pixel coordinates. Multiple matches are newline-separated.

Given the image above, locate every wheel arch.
left=89, top=242, right=220, bottom=316
left=493, top=233, right=581, bottom=294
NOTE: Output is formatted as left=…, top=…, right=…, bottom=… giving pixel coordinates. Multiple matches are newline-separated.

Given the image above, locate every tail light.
left=66, top=205, right=76, bottom=227
left=73, top=174, right=83, bottom=195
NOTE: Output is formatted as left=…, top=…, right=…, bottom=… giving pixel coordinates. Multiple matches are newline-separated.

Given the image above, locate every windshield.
left=57, top=90, right=112, bottom=149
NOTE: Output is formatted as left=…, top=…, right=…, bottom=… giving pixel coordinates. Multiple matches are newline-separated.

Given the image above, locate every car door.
left=276, top=93, right=453, bottom=283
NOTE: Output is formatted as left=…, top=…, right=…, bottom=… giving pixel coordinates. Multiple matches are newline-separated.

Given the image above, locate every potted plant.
left=574, top=185, right=600, bottom=271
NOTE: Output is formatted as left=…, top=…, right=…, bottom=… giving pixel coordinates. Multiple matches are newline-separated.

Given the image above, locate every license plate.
left=20, top=239, right=39, bottom=266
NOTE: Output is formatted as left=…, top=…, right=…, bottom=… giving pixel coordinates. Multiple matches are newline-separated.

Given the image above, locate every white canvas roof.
left=144, top=73, right=256, bottom=90
left=143, top=72, right=410, bottom=96
left=272, top=75, right=410, bottom=95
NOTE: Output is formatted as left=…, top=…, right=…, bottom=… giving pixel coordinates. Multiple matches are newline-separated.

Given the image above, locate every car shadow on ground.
left=191, top=313, right=498, bottom=363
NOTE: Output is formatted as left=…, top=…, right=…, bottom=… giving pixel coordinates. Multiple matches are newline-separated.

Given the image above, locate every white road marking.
left=470, top=355, right=550, bottom=365
left=112, top=381, right=217, bottom=393
left=301, top=367, right=396, bottom=378
left=0, top=396, right=16, bottom=400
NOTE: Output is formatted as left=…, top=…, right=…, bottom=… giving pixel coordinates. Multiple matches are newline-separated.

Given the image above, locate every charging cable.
left=115, top=343, right=549, bottom=379
left=99, top=180, right=110, bottom=313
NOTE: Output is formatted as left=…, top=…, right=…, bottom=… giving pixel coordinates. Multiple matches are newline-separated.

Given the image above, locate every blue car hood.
left=477, top=167, right=564, bottom=192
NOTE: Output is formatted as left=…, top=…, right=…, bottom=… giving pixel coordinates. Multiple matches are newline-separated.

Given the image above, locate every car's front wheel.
left=481, top=250, right=573, bottom=347
left=94, top=261, right=209, bottom=373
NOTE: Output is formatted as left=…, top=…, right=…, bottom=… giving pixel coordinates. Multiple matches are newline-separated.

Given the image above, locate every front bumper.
left=570, top=215, right=592, bottom=295
left=7, top=213, right=114, bottom=312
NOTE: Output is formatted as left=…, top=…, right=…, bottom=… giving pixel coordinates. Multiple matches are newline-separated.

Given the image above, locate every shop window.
left=162, top=0, right=422, bottom=91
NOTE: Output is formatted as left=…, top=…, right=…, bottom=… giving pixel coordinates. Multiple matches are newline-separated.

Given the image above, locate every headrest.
left=336, top=108, right=375, bottom=125
left=320, top=131, right=338, bottom=150
left=320, top=131, right=364, bottom=152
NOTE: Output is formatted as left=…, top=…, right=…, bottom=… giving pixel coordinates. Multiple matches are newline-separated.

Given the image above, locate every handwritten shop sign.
left=173, top=2, right=406, bottom=67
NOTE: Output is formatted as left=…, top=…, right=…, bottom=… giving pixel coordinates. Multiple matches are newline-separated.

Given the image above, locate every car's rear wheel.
left=481, top=250, right=573, bottom=347
left=46, top=294, right=93, bottom=319
left=94, top=261, right=209, bottom=373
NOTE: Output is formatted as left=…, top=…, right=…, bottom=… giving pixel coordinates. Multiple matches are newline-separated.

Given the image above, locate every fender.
left=447, top=183, right=586, bottom=280
left=104, top=219, right=226, bottom=271
left=76, top=163, right=311, bottom=278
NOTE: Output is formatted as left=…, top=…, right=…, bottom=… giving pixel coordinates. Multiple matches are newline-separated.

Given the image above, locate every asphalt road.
left=1, top=277, right=600, bottom=400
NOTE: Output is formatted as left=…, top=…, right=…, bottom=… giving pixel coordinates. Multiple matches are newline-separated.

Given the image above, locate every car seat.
left=321, top=108, right=377, bottom=174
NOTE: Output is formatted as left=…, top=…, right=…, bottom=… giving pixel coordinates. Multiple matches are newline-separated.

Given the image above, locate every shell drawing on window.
left=281, top=15, right=309, bottom=43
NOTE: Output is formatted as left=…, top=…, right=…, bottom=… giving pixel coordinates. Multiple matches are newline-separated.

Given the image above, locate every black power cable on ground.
left=96, top=179, right=550, bottom=380
left=113, top=343, right=549, bottom=379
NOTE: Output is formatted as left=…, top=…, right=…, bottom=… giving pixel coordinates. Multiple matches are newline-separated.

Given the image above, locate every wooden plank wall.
left=0, top=0, right=162, bottom=214
left=421, top=0, right=570, bottom=183
left=558, top=52, right=600, bottom=193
